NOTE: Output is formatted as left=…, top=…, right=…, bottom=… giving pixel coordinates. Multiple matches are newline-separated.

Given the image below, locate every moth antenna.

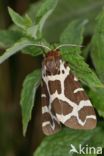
left=55, top=44, right=84, bottom=50
left=29, top=43, right=51, bottom=51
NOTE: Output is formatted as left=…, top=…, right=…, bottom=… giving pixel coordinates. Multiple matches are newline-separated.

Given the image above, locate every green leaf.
left=91, top=9, right=104, bottom=82
left=20, top=69, right=41, bottom=136
left=24, top=14, right=33, bottom=26
left=27, top=1, right=41, bottom=21
left=35, top=0, right=59, bottom=36
left=88, top=89, right=104, bottom=118
left=34, top=126, right=104, bottom=156
left=8, top=7, right=32, bottom=30
left=43, top=0, right=104, bottom=42
left=22, top=46, right=42, bottom=56
left=61, top=53, right=103, bottom=89
left=82, top=43, right=91, bottom=59
left=0, top=30, right=22, bottom=48
left=0, top=38, right=43, bottom=64
left=60, top=20, right=87, bottom=54
left=22, top=38, right=49, bottom=56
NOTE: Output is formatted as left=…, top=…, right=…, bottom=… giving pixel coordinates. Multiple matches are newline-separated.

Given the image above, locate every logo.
left=69, top=144, right=102, bottom=155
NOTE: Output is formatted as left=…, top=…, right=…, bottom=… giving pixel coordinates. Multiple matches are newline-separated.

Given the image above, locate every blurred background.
left=0, top=0, right=104, bottom=156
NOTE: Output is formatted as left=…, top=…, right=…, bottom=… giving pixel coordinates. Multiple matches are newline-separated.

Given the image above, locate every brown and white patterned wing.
left=41, top=79, right=61, bottom=136
left=41, top=50, right=96, bottom=135
left=52, top=60, right=97, bottom=129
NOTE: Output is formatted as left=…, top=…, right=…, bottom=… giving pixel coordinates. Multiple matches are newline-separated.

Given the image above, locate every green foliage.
left=88, top=89, right=104, bottom=118
left=0, top=0, right=104, bottom=156
left=0, top=30, right=22, bottom=48
left=60, top=19, right=87, bottom=54
left=8, top=0, right=59, bottom=39
left=22, top=45, right=43, bottom=56
left=20, top=69, right=41, bottom=136
left=60, top=20, right=102, bottom=89
left=91, top=9, right=104, bottom=82
left=0, top=38, right=41, bottom=64
left=88, top=9, right=104, bottom=119
left=62, top=53, right=103, bottom=89
left=8, top=7, right=37, bottom=38
left=43, top=0, right=104, bottom=42
left=8, top=7, right=33, bottom=30
left=34, top=126, right=104, bottom=156
left=35, top=0, right=59, bottom=37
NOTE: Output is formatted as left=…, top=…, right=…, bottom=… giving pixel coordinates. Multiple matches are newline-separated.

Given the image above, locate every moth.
left=41, top=48, right=96, bottom=135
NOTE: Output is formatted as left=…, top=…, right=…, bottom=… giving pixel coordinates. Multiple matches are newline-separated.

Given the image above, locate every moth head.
left=43, top=49, right=61, bottom=75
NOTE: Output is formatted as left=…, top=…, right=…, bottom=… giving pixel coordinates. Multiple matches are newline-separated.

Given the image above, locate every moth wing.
left=41, top=80, right=61, bottom=136
left=52, top=62, right=96, bottom=130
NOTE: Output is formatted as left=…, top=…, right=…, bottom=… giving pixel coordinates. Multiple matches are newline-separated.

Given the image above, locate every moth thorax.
left=44, top=50, right=61, bottom=75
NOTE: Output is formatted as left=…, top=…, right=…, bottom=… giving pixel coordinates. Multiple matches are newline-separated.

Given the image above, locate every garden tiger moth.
left=41, top=48, right=96, bottom=136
